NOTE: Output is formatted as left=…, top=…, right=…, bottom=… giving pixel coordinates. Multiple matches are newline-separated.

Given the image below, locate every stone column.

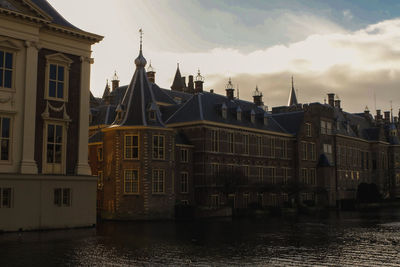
left=75, top=56, right=93, bottom=175
left=20, top=41, right=38, bottom=174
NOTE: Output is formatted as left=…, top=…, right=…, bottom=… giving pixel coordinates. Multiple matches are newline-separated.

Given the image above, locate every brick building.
left=0, top=0, right=102, bottom=231
left=90, top=42, right=400, bottom=219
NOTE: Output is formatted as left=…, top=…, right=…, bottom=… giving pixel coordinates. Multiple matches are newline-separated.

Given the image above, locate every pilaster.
left=20, top=41, right=38, bottom=174
left=75, top=56, right=93, bottom=175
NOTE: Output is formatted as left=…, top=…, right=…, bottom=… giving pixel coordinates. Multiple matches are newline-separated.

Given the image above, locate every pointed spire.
left=171, top=63, right=185, bottom=91
left=288, top=76, right=298, bottom=106
left=102, top=79, right=110, bottom=99
left=113, top=30, right=164, bottom=127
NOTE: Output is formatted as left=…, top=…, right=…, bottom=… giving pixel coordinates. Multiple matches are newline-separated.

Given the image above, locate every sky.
left=47, top=0, right=400, bottom=113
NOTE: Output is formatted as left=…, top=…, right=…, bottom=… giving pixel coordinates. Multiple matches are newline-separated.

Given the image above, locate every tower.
left=253, top=85, right=263, bottom=106
left=226, top=77, right=235, bottom=100
left=147, top=61, right=156, bottom=83
left=194, top=69, right=204, bottom=93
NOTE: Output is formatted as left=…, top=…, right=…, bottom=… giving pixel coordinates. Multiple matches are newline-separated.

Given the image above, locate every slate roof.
left=170, top=65, right=185, bottom=91
left=165, top=92, right=287, bottom=134
left=31, top=0, right=79, bottom=29
left=90, top=105, right=116, bottom=126
left=270, top=111, right=304, bottom=135
left=112, top=49, right=164, bottom=127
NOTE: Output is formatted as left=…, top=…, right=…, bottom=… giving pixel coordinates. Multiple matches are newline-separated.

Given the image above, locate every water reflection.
left=1, top=209, right=400, bottom=266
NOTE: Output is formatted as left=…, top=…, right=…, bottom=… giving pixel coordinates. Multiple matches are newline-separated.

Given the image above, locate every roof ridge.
left=198, top=94, right=204, bottom=120
left=165, top=94, right=195, bottom=124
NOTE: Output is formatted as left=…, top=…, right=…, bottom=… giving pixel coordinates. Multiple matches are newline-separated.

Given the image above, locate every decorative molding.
left=41, top=100, right=71, bottom=125
left=45, top=52, right=73, bottom=66
left=80, top=56, right=94, bottom=64
left=0, top=38, right=22, bottom=51
left=0, top=95, right=12, bottom=104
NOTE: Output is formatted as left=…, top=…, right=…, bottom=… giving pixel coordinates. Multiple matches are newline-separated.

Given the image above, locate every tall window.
left=323, top=143, right=333, bottom=163
left=301, top=141, right=307, bottom=160
left=265, top=167, right=276, bottom=184
left=211, top=130, right=219, bottom=152
left=0, top=188, right=12, bottom=208
left=0, top=50, right=13, bottom=89
left=124, top=135, right=139, bottom=159
left=45, top=53, right=72, bottom=101
left=54, top=188, right=71, bottom=207
left=228, top=132, right=234, bottom=153
left=181, top=172, right=189, bottom=193
left=309, top=142, right=316, bottom=161
left=309, top=168, right=316, bottom=185
left=44, top=123, right=64, bottom=173
left=269, top=137, right=275, bottom=158
left=97, top=146, right=103, bottom=161
left=283, top=168, right=291, bottom=184
left=244, top=134, right=249, bottom=154
left=48, top=64, right=65, bottom=99
left=97, top=171, right=104, bottom=189
left=305, top=123, right=312, bottom=137
left=180, top=148, right=188, bottom=162
left=282, top=139, right=288, bottom=159
left=301, top=168, right=308, bottom=184
left=210, top=194, right=219, bottom=207
left=256, top=136, right=262, bottom=156
left=211, top=163, right=219, bottom=176
left=0, top=116, right=10, bottom=161
left=153, top=135, right=165, bottom=159
left=124, top=169, right=139, bottom=194
left=152, top=169, right=165, bottom=193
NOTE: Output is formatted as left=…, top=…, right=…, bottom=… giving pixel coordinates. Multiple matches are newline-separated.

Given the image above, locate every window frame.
left=54, top=188, right=71, bottom=207
left=243, top=134, right=249, bottom=155
left=180, top=148, right=188, bottom=163
left=0, top=187, right=12, bottom=208
left=152, top=135, right=165, bottom=160
left=0, top=116, right=12, bottom=163
left=124, top=134, right=139, bottom=160
left=42, top=121, right=67, bottom=174
left=0, top=40, right=20, bottom=92
left=124, top=169, right=140, bottom=194
left=180, top=172, right=189, bottom=193
left=305, top=123, right=312, bottom=137
left=0, top=49, right=15, bottom=90
left=152, top=169, right=165, bottom=194
left=211, top=129, right=219, bottom=152
left=44, top=53, right=73, bottom=102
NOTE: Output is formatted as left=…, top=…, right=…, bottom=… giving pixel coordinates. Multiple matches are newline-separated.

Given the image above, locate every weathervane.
left=139, top=28, right=143, bottom=51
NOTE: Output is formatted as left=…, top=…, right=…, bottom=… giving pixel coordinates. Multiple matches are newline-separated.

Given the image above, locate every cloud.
left=143, top=18, right=400, bottom=113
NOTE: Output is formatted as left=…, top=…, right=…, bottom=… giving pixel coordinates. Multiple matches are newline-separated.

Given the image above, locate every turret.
left=171, top=63, right=185, bottom=92
left=253, top=85, right=263, bottom=106
left=147, top=61, right=155, bottom=83
left=111, top=71, right=119, bottom=92
left=194, top=69, right=204, bottom=93
left=225, top=78, right=235, bottom=100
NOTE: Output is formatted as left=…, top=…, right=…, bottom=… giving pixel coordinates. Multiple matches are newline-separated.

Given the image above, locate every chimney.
left=194, top=69, right=204, bottom=93
left=253, top=86, right=263, bottom=107
left=111, top=71, right=120, bottom=92
left=384, top=111, right=390, bottom=123
left=334, top=99, right=341, bottom=109
left=188, top=75, right=194, bottom=93
left=394, top=116, right=398, bottom=123
left=181, top=77, right=186, bottom=88
left=376, top=109, right=382, bottom=122
left=210, top=89, right=214, bottom=93
left=327, top=93, right=335, bottom=107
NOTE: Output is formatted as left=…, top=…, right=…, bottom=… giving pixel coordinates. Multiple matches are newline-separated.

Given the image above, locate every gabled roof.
left=112, top=48, right=164, bottom=127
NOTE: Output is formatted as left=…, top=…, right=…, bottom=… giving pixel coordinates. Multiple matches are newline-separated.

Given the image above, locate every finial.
left=195, top=68, right=204, bottom=82
left=292, top=76, right=294, bottom=89
left=139, top=28, right=143, bottom=52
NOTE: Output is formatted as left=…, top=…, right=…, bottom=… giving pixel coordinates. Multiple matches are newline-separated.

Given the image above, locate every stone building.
left=90, top=42, right=400, bottom=219
left=0, top=0, right=102, bottom=231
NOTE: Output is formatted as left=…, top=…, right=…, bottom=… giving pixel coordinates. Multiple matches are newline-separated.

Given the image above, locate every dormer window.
left=237, top=107, right=242, bottom=121
left=264, top=112, right=268, bottom=126
left=222, top=103, right=227, bottom=119
left=251, top=110, right=256, bottom=124
left=149, top=110, right=156, bottom=121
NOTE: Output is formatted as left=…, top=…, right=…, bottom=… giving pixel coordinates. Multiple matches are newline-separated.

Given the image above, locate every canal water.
left=1, top=209, right=400, bottom=266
